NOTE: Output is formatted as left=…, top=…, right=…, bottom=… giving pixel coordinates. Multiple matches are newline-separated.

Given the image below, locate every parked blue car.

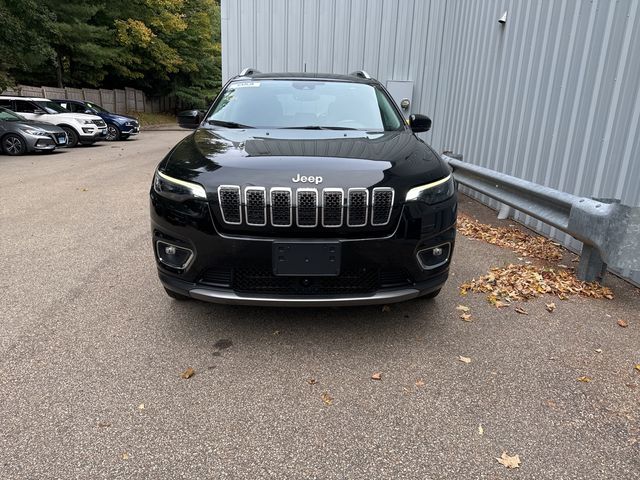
left=52, top=99, right=140, bottom=141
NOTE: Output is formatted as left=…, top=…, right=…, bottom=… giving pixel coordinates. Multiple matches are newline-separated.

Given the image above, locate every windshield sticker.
left=230, top=82, right=260, bottom=89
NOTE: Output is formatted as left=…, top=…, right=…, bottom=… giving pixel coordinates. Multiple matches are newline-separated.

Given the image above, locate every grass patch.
left=127, top=111, right=176, bottom=126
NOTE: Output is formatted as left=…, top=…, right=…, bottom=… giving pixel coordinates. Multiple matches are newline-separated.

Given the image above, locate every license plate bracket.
left=273, top=242, right=341, bottom=276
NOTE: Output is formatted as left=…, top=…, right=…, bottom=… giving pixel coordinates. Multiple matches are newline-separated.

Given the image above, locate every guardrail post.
left=576, top=245, right=607, bottom=282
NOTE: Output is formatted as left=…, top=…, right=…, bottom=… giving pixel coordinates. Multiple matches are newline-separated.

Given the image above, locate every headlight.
left=81, top=119, right=94, bottom=124
left=405, top=174, right=455, bottom=204
left=21, top=128, right=49, bottom=136
left=153, top=170, right=207, bottom=201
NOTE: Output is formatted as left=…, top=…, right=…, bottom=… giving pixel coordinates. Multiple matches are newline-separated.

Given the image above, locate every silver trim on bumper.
left=188, top=287, right=422, bottom=306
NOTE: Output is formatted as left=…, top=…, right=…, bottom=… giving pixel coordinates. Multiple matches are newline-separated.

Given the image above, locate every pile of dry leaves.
left=460, top=263, right=614, bottom=302
left=457, top=214, right=564, bottom=262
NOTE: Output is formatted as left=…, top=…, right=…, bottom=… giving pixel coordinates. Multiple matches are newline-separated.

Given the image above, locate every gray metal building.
left=221, top=0, right=640, bottom=282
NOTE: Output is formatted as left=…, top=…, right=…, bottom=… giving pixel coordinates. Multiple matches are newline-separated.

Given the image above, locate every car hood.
left=162, top=127, right=450, bottom=192
left=2, top=120, right=66, bottom=133
left=102, top=113, right=137, bottom=122
left=53, top=112, right=103, bottom=122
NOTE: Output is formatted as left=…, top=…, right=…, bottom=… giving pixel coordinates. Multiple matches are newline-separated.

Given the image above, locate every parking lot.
left=1, top=131, right=639, bottom=479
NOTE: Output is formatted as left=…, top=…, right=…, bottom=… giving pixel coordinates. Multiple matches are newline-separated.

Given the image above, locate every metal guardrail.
left=442, top=154, right=640, bottom=282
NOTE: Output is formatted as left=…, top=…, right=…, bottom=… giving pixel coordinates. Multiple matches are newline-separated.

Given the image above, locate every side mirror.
left=85, top=109, right=94, bottom=114
left=34, top=108, right=46, bottom=115
left=409, top=114, right=431, bottom=133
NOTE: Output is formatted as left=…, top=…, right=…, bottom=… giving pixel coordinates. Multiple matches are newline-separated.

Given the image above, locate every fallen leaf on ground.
left=273, top=330, right=280, bottom=335
left=546, top=302, right=556, bottom=312
left=122, top=452, right=129, bottom=460
left=577, top=376, right=592, bottom=383
left=460, top=313, right=472, bottom=322
left=478, top=425, right=484, bottom=436
left=457, top=214, right=563, bottom=261
left=514, top=306, right=528, bottom=315
left=497, top=451, right=521, bottom=469
left=97, top=421, right=111, bottom=428
left=460, top=264, right=614, bottom=302
left=321, top=392, right=333, bottom=405
left=456, top=305, right=470, bottom=312
left=180, top=367, right=195, bottom=379
left=458, top=356, right=472, bottom=364
left=371, top=372, right=382, bottom=381
left=595, top=348, right=602, bottom=354
left=618, top=319, right=628, bottom=328
left=415, top=379, right=425, bottom=388
left=381, top=305, right=391, bottom=312
left=138, top=403, right=144, bottom=410
left=307, top=378, right=318, bottom=385
left=635, top=365, right=640, bottom=372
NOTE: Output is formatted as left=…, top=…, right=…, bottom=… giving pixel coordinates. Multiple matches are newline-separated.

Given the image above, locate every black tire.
left=420, top=288, right=441, bottom=300
left=106, top=124, right=121, bottom=141
left=164, top=287, right=190, bottom=301
left=62, top=127, right=79, bottom=147
left=2, top=134, right=27, bottom=155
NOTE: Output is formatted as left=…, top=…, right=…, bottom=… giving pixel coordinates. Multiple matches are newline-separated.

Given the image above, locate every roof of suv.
left=234, top=72, right=378, bottom=84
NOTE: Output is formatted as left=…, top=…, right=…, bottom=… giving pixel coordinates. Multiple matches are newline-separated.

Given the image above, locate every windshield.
left=0, top=107, right=25, bottom=121
left=207, top=80, right=404, bottom=130
left=86, top=102, right=108, bottom=113
left=34, top=100, right=68, bottom=114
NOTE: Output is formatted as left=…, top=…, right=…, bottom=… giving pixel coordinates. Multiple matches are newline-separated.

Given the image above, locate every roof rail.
left=239, top=67, right=260, bottom=76
left=349, top=70, right=372, bottom=79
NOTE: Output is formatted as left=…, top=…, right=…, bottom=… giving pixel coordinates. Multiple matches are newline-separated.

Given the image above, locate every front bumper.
left=25, top=132, right=67, bottom=151
left=161, top=270, right=447, bottom=306
left=121, top=124, right=140, bottom=135
left=151, top=191, right=457, bottom=306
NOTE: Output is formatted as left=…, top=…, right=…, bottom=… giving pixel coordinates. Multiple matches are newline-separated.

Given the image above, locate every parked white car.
left=0, top=96, right=107, bottom=147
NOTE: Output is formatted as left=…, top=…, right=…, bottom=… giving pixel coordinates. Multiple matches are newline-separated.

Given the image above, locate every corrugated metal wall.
left=221, top=0, right=640, bottom=282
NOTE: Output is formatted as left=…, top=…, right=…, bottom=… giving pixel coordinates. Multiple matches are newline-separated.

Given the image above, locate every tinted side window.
left=14, top=100, right=36, bottom=113
left=0, top=99, right=12, bottom=109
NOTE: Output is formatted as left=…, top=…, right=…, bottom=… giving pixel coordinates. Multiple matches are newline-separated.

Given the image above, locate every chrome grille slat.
left=322, top=188, right=344, bottom=227
left=296, top=188, right=318, bottom=227
left=244, top=187, right=266, bottom=226
left=216, top=185, right=393, bottom=228
left=347, top=188, right=368, bottom=227
left=270, top=188, right=292, bottom=227
left=218, top=185, right=242, bottom=224
left=371, top=187, right=394, bottom=226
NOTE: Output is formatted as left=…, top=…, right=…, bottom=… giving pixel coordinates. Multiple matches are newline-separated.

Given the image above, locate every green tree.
left=0, top=0, right=55, bottom=90
left=41, top=0, right=118, bottom=87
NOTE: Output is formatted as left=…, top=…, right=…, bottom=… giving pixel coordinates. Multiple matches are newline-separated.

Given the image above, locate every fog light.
left=156, top=241, right=194, bottom=269
left=416, top=243, right=451, bottom=270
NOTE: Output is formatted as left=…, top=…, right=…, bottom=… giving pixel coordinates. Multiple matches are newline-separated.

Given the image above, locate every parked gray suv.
left=0, top=107, right=68, bottom=155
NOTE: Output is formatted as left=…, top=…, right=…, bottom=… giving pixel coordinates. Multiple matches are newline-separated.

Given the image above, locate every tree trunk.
left=55, top=50, right=64, bottom=88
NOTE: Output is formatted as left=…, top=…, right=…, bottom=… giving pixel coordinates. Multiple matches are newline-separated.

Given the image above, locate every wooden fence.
left=1, top=84, right=179, bottom=114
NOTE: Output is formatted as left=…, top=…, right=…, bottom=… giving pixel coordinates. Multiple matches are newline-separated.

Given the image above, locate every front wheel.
left=106, top=124, right=121, bottom=141
left=2, top=134, right=27, bottom=156
left=62, top=127, right=79, bottom=147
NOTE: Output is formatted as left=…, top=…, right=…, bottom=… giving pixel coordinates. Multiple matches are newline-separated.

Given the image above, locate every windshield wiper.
left=207, top=119, right=255, bottom=129
left=281, top=125, right=359, bottom=130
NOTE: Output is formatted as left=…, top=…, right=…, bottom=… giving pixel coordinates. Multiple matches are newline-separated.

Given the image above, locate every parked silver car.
left=0, top=107, right=68, bottom=155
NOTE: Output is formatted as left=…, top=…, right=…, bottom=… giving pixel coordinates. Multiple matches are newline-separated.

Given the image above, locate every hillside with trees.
left=0, top=0, right=221, bottom=108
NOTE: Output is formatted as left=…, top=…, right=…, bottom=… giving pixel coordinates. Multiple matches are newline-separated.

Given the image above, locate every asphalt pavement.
left=1, top=131, right=639, bottom=479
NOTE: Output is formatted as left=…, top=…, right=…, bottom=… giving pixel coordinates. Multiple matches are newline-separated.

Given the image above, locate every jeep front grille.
left=216, top=186, right=395, bottom=228
left=218, top=185, right=242, bottom=224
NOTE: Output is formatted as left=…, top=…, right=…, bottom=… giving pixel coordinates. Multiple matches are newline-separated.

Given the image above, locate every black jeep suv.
left=150, top=70, right=456, bottom=306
